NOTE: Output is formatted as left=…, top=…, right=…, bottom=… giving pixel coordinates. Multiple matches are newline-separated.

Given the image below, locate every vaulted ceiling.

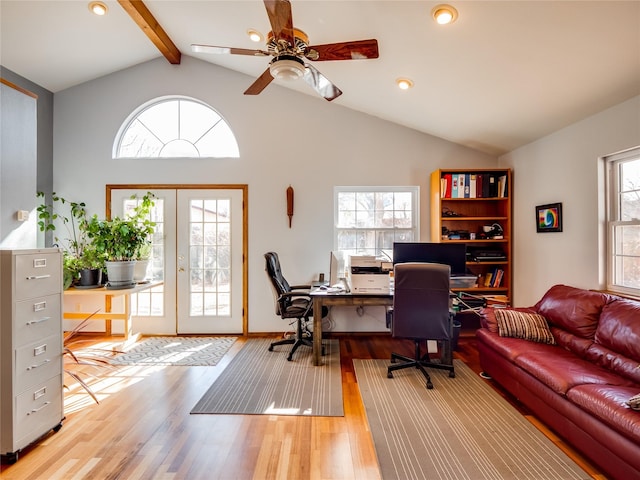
left=2, top=1, right=639, bottom=155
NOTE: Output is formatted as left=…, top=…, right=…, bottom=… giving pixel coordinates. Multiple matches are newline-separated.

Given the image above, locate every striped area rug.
left=110, top=336, right=237, bottom=366
left=354, top=359, right=589, bottom=480
left=191, top=338, right=343, bottom=416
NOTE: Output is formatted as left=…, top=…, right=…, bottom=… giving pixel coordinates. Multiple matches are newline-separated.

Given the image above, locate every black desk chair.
left=387, top=262, right=455, bottom=389
left=264, top=252, right=327, bottom=361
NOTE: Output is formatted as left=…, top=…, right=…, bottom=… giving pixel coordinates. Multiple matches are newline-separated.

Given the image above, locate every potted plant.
left=85, top=193, right=155, bottom=288
left=37, top=192, right=105, bottom=289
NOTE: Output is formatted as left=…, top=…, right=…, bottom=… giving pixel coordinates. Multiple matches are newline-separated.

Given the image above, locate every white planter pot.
left=105, top=260, right=136, bottom=288
left=133, top=259, right=149, bottom=282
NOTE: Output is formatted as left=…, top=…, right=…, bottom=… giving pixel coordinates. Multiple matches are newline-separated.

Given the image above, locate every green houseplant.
left=85, top=193, right=156, bottom=288
left=37, top=192, right=105, bottom=288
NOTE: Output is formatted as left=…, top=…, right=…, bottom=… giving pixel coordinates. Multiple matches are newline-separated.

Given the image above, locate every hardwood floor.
left=1, top=334, right=605, bottom=480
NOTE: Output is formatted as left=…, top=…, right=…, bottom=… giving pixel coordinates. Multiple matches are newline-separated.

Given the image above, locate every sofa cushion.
left=550, top=327, right=594, bottom=358
left=534, top=284, right=610, bottom=339
left=567, top=384, right=640, bottom=444
left=515, top=350, right=634, bottom=395
left=495, top=309, right=555, bottom=344
left=595, top=298, right=640, bottom=363
left=476, top=328, right=554, bottom=362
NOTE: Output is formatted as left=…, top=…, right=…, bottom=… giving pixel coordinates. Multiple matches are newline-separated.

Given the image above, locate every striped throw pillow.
left=494, top=309, right=556, bottom=345
left=627, top=393, right=640, bottom=411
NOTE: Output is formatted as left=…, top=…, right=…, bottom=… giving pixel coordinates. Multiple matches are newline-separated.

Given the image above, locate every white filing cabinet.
left=0, top=248, right=64, bottom=464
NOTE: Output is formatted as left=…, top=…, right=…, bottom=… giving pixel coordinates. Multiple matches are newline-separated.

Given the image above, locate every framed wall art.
left=536, top=202, right=563, bottom=233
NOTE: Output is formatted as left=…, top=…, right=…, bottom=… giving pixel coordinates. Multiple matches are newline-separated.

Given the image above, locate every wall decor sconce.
left=287, top=185, right=294, bottom=228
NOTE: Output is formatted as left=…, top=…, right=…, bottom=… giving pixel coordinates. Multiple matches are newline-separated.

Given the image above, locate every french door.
left=110, top=186, right=247, bottom=335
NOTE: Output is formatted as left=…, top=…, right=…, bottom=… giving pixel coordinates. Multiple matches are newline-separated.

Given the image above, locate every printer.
left=348, top=256, right=391, bottom=294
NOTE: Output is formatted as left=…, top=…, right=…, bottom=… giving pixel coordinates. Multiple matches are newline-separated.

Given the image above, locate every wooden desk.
left=63, top=281, right=162, bottom=339
left=311, top=290, right=393, bottom=366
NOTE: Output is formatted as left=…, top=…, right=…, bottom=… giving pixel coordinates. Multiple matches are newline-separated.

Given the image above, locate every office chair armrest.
left=289, top=284, right=311, bottom=290
left=278, top=291, right=312, bottom=301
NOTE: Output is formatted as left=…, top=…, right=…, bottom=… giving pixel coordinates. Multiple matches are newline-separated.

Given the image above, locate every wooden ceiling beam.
left=118, top=0, right=181, bottom=64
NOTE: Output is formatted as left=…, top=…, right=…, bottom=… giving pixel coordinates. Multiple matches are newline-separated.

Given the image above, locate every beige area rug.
left=354, top=359, right=589, bottom=480
left=191, top=338, right=343, bottom=416
left=110, top=336, right=237, bottom=366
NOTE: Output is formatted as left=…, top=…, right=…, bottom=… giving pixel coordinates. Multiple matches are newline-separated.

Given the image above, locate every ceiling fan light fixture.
left=431, top=4, right=458, bottom=25
left=270, top=56, right=306, bottom=81
left=396, top=78, right=414, bottom=90
left=247, top=29, right=263, bottom=43
left=88, top=1, right=108, bottom=16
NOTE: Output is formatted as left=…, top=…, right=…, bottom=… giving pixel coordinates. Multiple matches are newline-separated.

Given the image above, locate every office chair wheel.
left=449, top=371, right=456, bottom=378
left=268, top=345, right=274, bottom=352
left=426, top=381, right=434, bottom=389
left=387, top=371, right=393, bottom=379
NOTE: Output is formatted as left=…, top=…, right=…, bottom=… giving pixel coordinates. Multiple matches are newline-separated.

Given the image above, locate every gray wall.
left=0, top=67, right=55, bottom=246
left=52, top=56, right=498, bottom=333
left=500, top=95, right=640, bottom=306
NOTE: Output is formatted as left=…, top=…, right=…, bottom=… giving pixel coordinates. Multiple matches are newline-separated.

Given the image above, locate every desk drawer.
left=15, top=335, right=62, bottom=393
left=15, top=294, right=61, bottom=347
left=15, top=253, right=61, bottom=300
left=14, top=375, right=63, bottom=451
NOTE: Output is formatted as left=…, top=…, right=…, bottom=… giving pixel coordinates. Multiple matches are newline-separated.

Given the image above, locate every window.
left=606, top=147, right=640, bottom=296
left=113, top=96, right=239, bottom=158
left=334, top=186, right=419, bottom=257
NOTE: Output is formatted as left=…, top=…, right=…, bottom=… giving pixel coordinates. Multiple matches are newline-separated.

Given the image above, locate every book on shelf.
left=484, top=267, right=504, bottom=288
left=498, top=174, right=508, bottom=198
left=469, top=174, right=477, bottom=198
left=457, top=173, right=466, bottom=198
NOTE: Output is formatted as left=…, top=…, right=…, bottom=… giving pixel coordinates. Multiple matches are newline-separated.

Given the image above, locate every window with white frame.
left=113, top=96, right=239, bottom=159
left=334, top=186, right=419, bottom=257
left=606, top=147, right=640, bottom=296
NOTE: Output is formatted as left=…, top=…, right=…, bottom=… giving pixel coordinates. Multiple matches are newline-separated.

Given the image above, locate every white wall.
left=53, top=56, right=497, bottom=334
left=500, top=96, right=640, bottom=307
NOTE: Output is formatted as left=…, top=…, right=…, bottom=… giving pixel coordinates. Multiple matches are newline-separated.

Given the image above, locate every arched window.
left=113, top=96, right=239, bottom=158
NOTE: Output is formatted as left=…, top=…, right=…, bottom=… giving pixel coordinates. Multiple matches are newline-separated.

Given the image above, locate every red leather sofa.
left=476, top=284, right=640, bottom=480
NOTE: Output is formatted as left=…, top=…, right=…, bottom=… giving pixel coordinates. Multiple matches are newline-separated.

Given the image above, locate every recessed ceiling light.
left=247, top=29, right=263, bottom=43
left=88, top=1, right=108, bottom=16
left=396, top=78, right=414, bottom=90
left=431, top=4, right=458, bottom=25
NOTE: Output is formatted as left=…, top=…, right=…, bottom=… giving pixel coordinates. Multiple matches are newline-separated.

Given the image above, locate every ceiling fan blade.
left=307, top=39, right=379, bottom=61
left=191, top=44, right=270, bottom=57
left=244, top=68, right=274, bottom=95
left=303, top=64, right=342, bottom=102
left=263, top=0, right=294, bottom=46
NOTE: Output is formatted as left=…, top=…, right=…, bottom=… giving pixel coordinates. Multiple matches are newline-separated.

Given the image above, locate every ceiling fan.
left=191, top=0, right=379, bottom=101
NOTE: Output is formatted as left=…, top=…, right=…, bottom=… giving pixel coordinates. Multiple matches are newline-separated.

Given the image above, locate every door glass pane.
left=189, top=198, right=232, bottom=317
left=130, top=197, right=164, bottom=316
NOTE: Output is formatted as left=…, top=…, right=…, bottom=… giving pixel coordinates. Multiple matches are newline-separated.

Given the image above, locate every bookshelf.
left=430, top=168, right=512, bottom=307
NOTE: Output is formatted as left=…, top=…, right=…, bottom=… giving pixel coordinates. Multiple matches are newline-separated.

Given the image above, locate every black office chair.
left=264, top=252, right=327, bottom=361
left=387, top=262, right=455, bottom=389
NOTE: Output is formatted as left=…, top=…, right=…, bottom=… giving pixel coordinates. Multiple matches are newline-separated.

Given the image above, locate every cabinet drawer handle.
left=27, top=401, right=51, bottom=415
left=26, top=274, right=51, bottom=280
left=27, top=359, right=50, bottom=370
left=26, top=317, right=51, bottom=326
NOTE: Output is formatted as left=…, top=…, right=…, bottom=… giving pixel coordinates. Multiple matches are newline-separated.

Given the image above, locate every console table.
left=310, top=290, right=393, bottom=366
left=63, top=281, right=162, bottom=339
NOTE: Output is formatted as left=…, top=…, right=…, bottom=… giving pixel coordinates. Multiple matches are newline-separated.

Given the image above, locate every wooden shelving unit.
left=430, top=168, right=512, bottom=307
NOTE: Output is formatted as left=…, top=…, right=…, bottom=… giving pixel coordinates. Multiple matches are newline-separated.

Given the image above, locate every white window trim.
left=333, top=185, right=420, bottom=254
left=605, top=146, right=640, bottom=297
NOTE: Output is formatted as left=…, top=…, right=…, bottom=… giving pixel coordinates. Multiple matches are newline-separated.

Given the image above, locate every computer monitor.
left=329, top=250, right=347, bottom=286
left=392, top=242, right=467, bottom=275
